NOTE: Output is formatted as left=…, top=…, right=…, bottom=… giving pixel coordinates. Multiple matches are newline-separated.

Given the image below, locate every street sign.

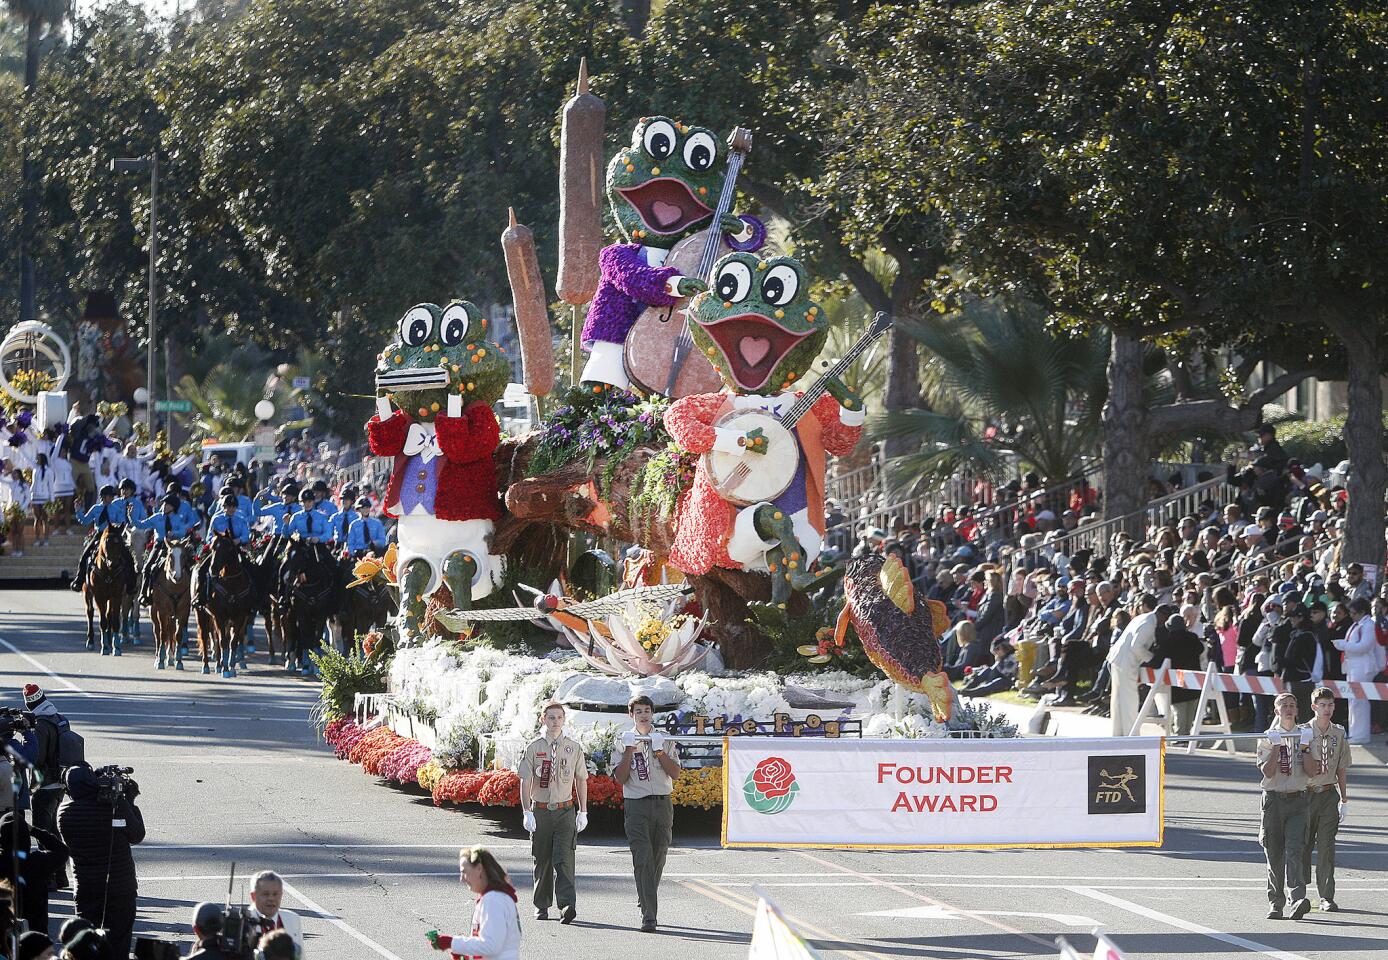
left=292, top=376, right=311, bottom=390
left=155, top=399, right=192, bottom=412
left=253, top=425, right=277, bottom=461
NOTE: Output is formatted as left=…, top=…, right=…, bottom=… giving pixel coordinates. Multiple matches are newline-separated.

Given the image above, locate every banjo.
left=702, top=311, right=892, bottom=506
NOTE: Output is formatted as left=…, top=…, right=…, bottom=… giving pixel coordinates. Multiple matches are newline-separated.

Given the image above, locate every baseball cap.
left=1311, top=510, right=1329, bottom=523
left=193, top=902, right=224, bottom=934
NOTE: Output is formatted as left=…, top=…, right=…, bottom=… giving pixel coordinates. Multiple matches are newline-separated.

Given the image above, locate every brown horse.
left=148, top=539, right=191, bottom=670
left=194, top=533, right=256, bottom=677
left=83, top=526, right=134, bottom=656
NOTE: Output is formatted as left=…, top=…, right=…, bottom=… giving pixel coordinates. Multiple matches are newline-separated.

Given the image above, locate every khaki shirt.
left=518, top=735, right=587, bottom=805
left=1301, top=720, right=1351, bottom=790
left=620, top=737, right=681, bottom=800
left=1256, top=725, right=1309, bottom=792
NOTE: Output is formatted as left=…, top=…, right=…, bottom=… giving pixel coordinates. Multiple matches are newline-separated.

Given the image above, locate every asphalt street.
left=1, top=586, right=1385, bottom=960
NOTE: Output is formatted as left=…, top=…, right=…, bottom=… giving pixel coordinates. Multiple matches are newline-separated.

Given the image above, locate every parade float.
left=317, top=63, right=1016, bottom=814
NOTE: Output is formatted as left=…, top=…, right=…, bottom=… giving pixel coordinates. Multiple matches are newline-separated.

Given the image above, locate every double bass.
left=623, top=127, right=753, bottom=398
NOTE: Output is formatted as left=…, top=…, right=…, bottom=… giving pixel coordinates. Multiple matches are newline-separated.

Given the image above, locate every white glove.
left=376, top=395, right=392, bottom=419
left=1298, top=726, right=1314, bottom=745
left=522, top=809, right=536, bottom=833
left=620, top=730, right=637, bottom=750
left=447, top=393, right=462, bottom=417
left=575, top=811, right=588, bottom=833
left=1337, top=802, right=1347, bottom=823
left=650, top=732, right=667, bottom=754
left=1266, top=729, right=1283, bottom=745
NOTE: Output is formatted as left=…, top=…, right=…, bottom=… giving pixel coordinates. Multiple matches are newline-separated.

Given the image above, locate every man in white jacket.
left=248, top=870, right=304, bottom=954
left=1333, top=598, right=1380, bottom=744
left=1108, top=594, right=1159, bottom=736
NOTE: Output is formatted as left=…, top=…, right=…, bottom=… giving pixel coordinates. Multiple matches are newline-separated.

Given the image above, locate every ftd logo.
left=1087, top=755, right=1146, bottom=815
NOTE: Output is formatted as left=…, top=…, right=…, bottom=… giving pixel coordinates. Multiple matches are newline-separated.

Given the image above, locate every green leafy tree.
left=825, top=1, right=1385, bottom=561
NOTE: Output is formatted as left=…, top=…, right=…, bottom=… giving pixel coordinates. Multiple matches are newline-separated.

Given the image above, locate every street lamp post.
left=111, top=154, right=158, bottom=430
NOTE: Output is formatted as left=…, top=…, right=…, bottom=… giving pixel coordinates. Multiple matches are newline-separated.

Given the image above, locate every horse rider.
left=284, top=487, right=333, bottom=564
left=328, top=489, right=363, bottom=548
left=309, top=479, right=337, bottom=523
left=345, top=498, right=389, bottom=559
left=195, top=490, right=253, bottom=606
left=164, top=480, right=202, bottom=536
left=70, top=485, right=134, bottom=593
left=223, top=474, right=256, bottom=526
left=135, top=494, right=197, bottom=605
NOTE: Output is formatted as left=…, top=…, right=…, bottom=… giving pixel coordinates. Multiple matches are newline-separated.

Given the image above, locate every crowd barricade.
left=1133, top=660, right=1388, bottom=754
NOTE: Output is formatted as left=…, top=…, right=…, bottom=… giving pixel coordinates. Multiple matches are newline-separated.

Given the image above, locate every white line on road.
left=797, top=850, right=1057, bottom=950
left=858, top=905, right=1100, bottom=926
left=279, top=879, right=407, bottom=960
left=0, top=635, right=93, bottom=697
left=1067, top=886, right=1313, bottom=960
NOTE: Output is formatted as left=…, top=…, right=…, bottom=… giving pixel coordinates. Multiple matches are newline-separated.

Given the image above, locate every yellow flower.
left=672, top=767, right=723, bottom=809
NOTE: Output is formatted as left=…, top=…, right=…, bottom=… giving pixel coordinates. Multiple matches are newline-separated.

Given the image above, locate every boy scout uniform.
left=621, top=738, right=681, bottom=928
left=1300, top=719, right=1351, bottom=906
left=518, top=734, right=587, bottom=916
left=1255, top=725, right=1310, bottom=915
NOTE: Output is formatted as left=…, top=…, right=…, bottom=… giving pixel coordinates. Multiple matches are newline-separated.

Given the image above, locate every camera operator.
left=188, top=902, right=234, bottom=959
left=0, top=809, right=67, bottom=935
left=247, top=871, right=303, bottom=953
left=57, top=764, right=145, bottom=958
left=23, top=684, right=79, bottom=886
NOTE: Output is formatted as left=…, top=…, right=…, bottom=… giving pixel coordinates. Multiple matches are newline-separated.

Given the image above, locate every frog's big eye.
left=761, top=265, right=800, bottom=307
left=714, top=261, right=753, bottom=303
left=399, top=307, right=434, bottom=346
left=440, top=304, right=471, bottom=346
left=683, top=132, right=716, bottom=172
left=642, top=120, right=678, bottom=161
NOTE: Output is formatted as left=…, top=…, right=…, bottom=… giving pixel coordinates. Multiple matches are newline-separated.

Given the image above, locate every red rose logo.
left=751, top=756, right=796, bottom=799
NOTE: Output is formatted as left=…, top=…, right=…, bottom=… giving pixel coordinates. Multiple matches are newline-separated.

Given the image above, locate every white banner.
left=723, top=736, right=1164, bottom=850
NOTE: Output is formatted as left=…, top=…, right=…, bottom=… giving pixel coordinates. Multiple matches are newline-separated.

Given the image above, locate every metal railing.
left=826, top=461, right=1102, bottom=550
left=1021, top=473, right=1237, bottom=562
left=1207, top=535, right=1343, bottom=596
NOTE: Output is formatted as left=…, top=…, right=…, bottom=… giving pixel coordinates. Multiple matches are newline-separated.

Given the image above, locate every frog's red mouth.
left=702, top=313, right=812, bottom=393
left=617, top=178, right=713, bottom=236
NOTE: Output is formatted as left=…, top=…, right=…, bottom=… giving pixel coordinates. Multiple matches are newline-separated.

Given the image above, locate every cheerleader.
left=29, top=452, right=54, bottom=546
left=2, top=467, right=31, bottom=556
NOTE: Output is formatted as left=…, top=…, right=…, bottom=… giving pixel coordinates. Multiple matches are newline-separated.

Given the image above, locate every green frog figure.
left=580, top=116, right=763, bottom=390
left=366, top=300, right=512, bottom=642
left=663, top=252, right=865, bottom=603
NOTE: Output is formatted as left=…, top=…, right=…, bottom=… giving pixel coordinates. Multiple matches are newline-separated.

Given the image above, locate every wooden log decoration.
left=501, top=208, right=555, bottom=397
left=490, top=432, right=794, bottom=669
left=555, top=57, right=606, bottom=306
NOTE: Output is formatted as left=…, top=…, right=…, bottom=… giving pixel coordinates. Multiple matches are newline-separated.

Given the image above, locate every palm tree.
left=871, top=297, right=1111, bottom=494
left=4, top=0, right=65, bottom=321
left=813, top=249, right=894, bottom=410
left=175, top=362, right=308, bottom=442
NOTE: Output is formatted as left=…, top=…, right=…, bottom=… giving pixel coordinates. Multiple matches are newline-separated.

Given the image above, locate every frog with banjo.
left=581, top=116, right=763, bottom=394
left=367, top=301, right=510, bottom=643
left=663, top=251, right=889, bottom=603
